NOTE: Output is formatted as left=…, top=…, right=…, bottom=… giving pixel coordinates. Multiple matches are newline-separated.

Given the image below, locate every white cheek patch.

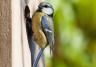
left=42, top=8, right=53, bottom=15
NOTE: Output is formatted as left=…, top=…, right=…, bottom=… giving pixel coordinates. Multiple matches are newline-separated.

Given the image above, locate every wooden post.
left=0, top=0, right=44, bottom=67
left=12, top=0, right=44, bottom=67
left=0, top=0, right=11, bottom=67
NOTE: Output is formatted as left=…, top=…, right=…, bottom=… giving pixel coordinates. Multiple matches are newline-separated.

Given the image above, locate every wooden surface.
left=12, top=0, right=44, bottom=67
left=12, top=0, right=31, bottom=67
left=0, top=0, right=44, bottom=67
left=0, top=0, right=11, bottom=67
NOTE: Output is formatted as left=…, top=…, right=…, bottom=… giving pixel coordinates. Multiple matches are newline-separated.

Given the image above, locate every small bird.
left=32, top=2, right=54, bottom=67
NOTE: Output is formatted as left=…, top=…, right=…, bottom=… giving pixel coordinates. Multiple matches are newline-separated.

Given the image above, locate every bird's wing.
left=41, top=15, right=54, bottom=53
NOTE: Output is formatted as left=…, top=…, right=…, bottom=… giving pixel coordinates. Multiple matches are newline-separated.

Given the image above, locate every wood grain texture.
left=0, top=0, right=11, bottom=67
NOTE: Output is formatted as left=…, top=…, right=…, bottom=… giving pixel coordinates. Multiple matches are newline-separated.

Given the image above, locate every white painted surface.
left=12, top=0, right=31, bottom=67
left=12, top=0, right=23, bottom=67
left=12, top=0, right=44, bottom=67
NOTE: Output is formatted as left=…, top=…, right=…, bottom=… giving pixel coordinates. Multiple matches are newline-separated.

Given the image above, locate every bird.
left=32, top=2, right=54, bottom=67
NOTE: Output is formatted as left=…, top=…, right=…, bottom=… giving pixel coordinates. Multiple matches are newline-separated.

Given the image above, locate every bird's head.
left=38, top=2, right=54, bottom=16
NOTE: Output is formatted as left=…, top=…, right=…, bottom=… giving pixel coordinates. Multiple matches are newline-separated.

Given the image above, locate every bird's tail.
left=33, top=48, right=44, bottom=67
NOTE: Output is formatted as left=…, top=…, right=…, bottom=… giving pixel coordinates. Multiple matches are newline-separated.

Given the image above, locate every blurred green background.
left=44, top=0, right=96, bottom=67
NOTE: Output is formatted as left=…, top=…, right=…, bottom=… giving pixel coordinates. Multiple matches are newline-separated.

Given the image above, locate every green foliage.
left=45, top=0, right=96, bottom=67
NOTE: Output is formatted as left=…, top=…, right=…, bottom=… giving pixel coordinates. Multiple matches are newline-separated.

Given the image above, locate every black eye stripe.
left=45, top=5, right=48, bottom=7
left=43, top=5, right=49, bottom=8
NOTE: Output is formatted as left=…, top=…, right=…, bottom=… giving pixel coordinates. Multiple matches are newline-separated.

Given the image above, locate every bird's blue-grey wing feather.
left=41, top=16, right=54, bottom=53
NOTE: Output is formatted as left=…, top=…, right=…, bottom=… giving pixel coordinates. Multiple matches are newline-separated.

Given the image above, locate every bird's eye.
left=44, top=5, right=49, bottom=8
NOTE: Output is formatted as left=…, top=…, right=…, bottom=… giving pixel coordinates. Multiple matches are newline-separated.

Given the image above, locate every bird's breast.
left=32, top=12, right=47, bottom=48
